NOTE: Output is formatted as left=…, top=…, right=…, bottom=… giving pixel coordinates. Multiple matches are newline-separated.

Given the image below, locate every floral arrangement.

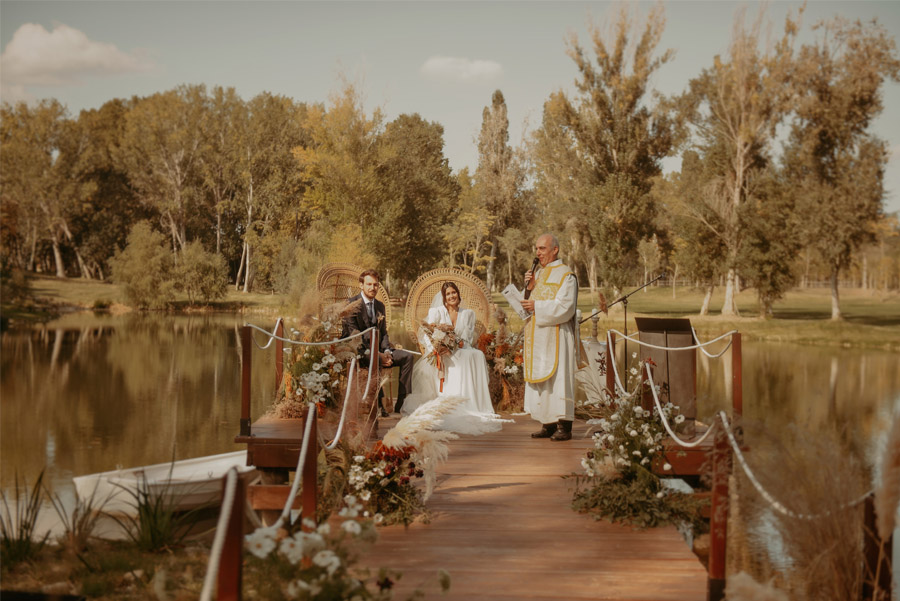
left=271, top=308, right=358, bottom=419
left=478, top=307, right=525, bottom=410
left=244, top=495, right=451, bottom=599
left=420, top=321, right=459, bottom=392
left=344, top=442, right=428, bottom=526
left=570, top=355, right=706, bottom=531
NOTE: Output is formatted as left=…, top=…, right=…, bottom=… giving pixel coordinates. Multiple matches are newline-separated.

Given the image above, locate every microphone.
left=524, top=257, right=540, bottom=299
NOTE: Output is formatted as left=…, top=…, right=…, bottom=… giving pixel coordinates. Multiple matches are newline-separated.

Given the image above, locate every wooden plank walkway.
left=363, top=415, right=707, bottom=600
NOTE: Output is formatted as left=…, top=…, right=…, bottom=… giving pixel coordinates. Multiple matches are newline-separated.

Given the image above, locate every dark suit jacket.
left=341, top=293, right=392, bottom=356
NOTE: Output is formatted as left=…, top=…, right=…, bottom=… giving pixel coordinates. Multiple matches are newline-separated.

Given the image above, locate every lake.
left=2, top=313, right=898, bottom=502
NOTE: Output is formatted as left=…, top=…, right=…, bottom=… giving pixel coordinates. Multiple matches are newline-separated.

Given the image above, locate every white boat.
left=73, top=451, right=259, bottom=515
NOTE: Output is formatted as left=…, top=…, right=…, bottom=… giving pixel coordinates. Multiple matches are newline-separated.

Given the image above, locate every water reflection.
left=1, top=314, right=278, bottom=495
left=2, top=315, right=898, bottom=500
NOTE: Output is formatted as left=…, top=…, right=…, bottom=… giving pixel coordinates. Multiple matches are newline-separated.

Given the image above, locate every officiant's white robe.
left=523, top=259, right=577, bottom=424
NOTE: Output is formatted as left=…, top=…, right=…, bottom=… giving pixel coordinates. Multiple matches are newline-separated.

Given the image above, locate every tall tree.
left=234, top=92, right=306, bottom=292
left=377, top=113, right=459, bottom=286
left=199, top=86, right=243, bottom=256
left=118, top=85, right=208, bottom=253
left=558, top=5, right=677, bottom=291
left=683, top=7, right=798, bottom=315
left=0, top=100, right=94, bottom=277
left=475, top=90, right=524, bottom=292
left=785, top=17, right=900, bottom=319
left=531, top=91, right=600, bottom=293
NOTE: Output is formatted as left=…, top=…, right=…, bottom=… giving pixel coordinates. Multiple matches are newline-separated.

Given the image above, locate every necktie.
left=367, top=301, right=374, bottom=323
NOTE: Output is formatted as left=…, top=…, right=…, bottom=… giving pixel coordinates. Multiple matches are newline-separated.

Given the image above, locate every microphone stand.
left=580, top=274, right=664, bottom=393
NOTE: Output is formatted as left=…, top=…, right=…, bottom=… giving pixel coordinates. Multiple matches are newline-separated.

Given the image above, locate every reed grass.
left=729, top=420, right=869, bottom=600
left=0, top=470, right=50, bottom=567
left=108, top=469, right=205, bottom=552
left=875, top=413, right=900, bottom=540
left=46, top=480, right=112, bottom=552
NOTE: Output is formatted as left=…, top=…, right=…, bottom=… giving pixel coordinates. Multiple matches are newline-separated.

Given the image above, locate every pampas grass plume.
left=875, top=413, right=900, bottom=540
left=724, top=572, right=789, bottom=601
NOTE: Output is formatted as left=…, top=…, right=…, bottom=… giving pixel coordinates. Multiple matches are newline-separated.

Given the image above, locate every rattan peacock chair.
left=316, top=263, right=392, bottom=337
left=404, top=267, right=492, bottom=352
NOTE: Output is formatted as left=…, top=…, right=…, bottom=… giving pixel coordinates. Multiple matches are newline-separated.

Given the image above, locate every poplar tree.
left=682, top=7, right=798, bottom=316
left=555, top=5, right=677, bottom=291
left=785, top=17, right=900, bottom=319
left=475, top=90, right=524, bottom=292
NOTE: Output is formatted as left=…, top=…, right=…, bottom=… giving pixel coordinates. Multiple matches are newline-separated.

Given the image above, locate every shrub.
left=109, top=222, right=176, bottom=309
left=175, top=240, right=228, bottom=305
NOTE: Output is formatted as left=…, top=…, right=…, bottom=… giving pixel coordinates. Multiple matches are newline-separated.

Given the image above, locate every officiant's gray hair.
left=541, top=233, right=560, bottom=249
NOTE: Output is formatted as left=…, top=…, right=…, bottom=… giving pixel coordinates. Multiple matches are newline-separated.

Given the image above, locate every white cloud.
left=0, top=23, right=154, bottom=88
left=420, top=56, right=502, bottom=83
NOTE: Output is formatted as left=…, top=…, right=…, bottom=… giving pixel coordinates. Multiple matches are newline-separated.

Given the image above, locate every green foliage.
left=108, top=469, right=204, bottom=552
left=0, top=260, right=32, bottom=307
left=175, top=240, right=228, bottom=304
left=0, top=470, right=49, bottom=567
left=571, top=468, right=706, bottom=531
left=110, top=221, right=177, bottom=309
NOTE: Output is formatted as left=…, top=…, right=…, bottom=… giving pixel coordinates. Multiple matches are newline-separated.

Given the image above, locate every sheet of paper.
left=502, top=284, right=531, bottom=321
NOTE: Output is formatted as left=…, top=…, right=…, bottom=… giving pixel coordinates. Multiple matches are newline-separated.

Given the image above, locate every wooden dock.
left=363, top=416, right=707, bottom=600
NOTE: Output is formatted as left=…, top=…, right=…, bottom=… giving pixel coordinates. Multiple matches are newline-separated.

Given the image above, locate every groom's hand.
left=379, top=351, right=394, bottom=367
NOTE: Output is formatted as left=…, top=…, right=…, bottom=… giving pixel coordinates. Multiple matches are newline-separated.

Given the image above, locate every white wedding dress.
left=401, top=304, right=509, bottom=435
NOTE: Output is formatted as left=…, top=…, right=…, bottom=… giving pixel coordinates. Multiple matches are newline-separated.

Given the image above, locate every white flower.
left=360, top=490, right=371, bottom=501
left=633, top=407, right=643, bottom=416
left=374, top=513, right=384, bottom=524
left=656, top=491, right=665, bottom=499
left=333, top=363, right=343, bottom=373
left=353, top=455, right=365, bottom=463
left=342, top=519, right=362, bottom=535
left=641, top=457, right=650, bottom=465
left=610, top=413, right=620, bottom=421
left=629, top=367, right=638, bottom=376
left=279, top=536, right=304, bottom=564
left=630, top=430, right=638, bottom=437
left=313, top=549, right=341, bottom=575
left=432, top=329, right=446, bottom=342
left=317, top=522, right=331, bottom=535
left=674, top=414, right=685, bottom=424
left=302, top=518, right=317, bottom=530
left=339, top=505, right=359, bottom=518
left=245, top=527, right=277, bottom=559
left=618, top=445, right=625, bottom=453
left=632, top=450, right=642, bottom=457
left=312, top=363, right=321, bottom=371
left=663, top=463, right=672, bottom=471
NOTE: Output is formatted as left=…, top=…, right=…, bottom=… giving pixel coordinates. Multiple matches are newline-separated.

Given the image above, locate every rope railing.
left=644, top=362, right=717, bottom=449
left=608, top=328, right=738, bottom=353
left=717, top=411, right=873, bottom=520
left=271, top=400, right=317, bottom=530
left=200, top=467, right=238, bottom=601
left=246, top=321, right=376, bottom=349
left=690, top=327, right=735, bottom=359
left=605, top=331, right=628, bottom=396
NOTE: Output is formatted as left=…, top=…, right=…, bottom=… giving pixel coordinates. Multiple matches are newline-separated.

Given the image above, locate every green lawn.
left=8, top=274, right=900, bottom=350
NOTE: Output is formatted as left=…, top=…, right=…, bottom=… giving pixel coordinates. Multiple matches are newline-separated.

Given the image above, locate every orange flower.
left=477, top=332, right=494, bottom=354
left=514, top=354, right=523, bottom=365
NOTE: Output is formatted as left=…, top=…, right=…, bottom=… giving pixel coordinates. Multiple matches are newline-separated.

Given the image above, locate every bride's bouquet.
left=420, top=321, right=459, bottom=392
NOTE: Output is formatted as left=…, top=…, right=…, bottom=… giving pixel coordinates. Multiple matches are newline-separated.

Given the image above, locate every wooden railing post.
left=606, top=332, right=616, bottom=400
left=862, top=495, right=893, bottom=601
left=301, top=408, right=318, bottom=530
left=708, top=431, right=729, bottom=601
left=240, top=326, right=251, bottom=437
left=217, top=471, right=245, bottom=601
left=731, top=333, right=742, bottom=418
left=591, top=312, right=600, bottom=342
left=275, top=319, right=284, bottom=393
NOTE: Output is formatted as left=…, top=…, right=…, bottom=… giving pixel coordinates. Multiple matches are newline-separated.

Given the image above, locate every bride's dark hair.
left=441, top=281, right=462, bottom=308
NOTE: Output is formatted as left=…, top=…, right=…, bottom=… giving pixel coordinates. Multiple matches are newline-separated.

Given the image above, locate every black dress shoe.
left=550, top=420, right=573, bottom=441
left=380, top=409, right=390, bottom=418
left=531, top=423, right=558, bottom=438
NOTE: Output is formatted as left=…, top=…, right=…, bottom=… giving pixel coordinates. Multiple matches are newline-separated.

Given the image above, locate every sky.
left=2, top=1, right=900, bottom=213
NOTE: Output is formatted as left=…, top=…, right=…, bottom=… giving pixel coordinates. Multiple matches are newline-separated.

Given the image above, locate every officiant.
left=520, top=233, right=578, bottom=441
left=341, top=269, right=414, bottom=418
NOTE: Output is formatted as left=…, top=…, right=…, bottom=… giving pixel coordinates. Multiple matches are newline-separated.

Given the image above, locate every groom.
left=341, top=269, right=414, bottom=418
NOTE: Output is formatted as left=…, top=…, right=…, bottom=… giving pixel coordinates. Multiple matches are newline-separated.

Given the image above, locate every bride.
left=400, top=281, right=508, bottom=434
